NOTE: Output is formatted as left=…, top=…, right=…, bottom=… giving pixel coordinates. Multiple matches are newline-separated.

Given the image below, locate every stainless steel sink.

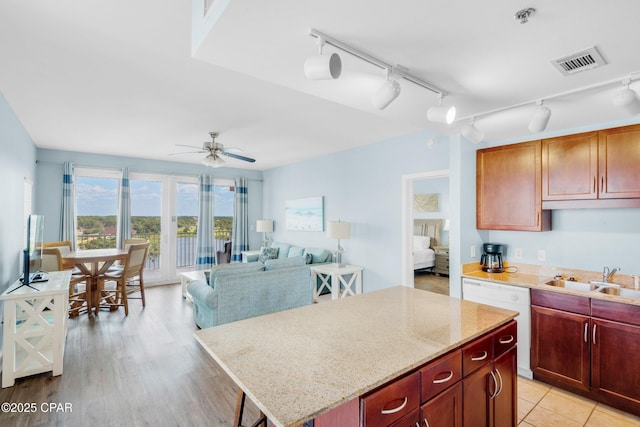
left=598, top=286, right=640, bottom=299
left=544, top=280, right=599, bottom=292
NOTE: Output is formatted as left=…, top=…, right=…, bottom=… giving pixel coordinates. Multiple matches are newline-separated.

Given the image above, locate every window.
left=74, top=168, right=120, bottom=249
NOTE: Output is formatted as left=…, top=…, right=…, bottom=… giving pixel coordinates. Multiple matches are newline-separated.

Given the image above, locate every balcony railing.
left=76, top=230, right=232, bottom=269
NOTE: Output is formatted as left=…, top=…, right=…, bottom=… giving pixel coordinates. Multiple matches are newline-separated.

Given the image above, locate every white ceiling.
left=1, top=1, right=639, bottom=170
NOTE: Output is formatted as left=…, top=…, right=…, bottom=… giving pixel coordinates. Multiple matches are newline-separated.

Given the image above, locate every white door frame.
left=400, top=169, right=450, bottom=287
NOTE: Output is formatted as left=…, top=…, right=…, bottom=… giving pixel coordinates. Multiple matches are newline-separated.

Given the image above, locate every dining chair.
left=42, top=247, right=89, bottom=317
left=107, top=238, right=148, bottom=272
left=97, top=243, right=149, bottom=315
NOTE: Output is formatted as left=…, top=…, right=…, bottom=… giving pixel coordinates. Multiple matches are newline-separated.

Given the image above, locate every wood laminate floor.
left=0, top=283, right=260, bottom=427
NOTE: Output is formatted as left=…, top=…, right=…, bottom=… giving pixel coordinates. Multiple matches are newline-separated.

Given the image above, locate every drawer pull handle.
left=593, top=324, right=597, bottom=345
left=584, top=322, right=588, bottom=343
left=471, top=351, right=488, bottom=361
left=423, top=418, right=430, bottom=427
left=432, top=371, right=454, bottom=384
left=498, top=335, right=514, bottom=344
left=380, top=397, right=408, bottom=415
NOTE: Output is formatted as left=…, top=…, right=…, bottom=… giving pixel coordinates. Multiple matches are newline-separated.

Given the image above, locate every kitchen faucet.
left=603, top=266, right=620, bottom=283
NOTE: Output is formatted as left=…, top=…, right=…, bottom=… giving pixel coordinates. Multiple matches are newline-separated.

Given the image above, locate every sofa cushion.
left=264, top=256, right=306, bottom=271
left=271, top=242, right=291, bottom=259
left=210, top=262, right=265, bottom=281
left=303, top=247, right=332, bottom=264
left=259, top=247, right=279, bottom=263
left=287, top=246, right=305, bottom=258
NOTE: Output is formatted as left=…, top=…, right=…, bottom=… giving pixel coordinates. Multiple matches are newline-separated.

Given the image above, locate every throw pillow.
left=287, top=246, right=305, bottom=258
left=305, top=252, right=313, bottom=264
left=259, top=247, right=279, bottom=263
left=264, top=256, right=306, bottom=271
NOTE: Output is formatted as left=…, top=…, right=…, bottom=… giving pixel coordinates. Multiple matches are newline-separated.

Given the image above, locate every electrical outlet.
left=537, top=249, right=546, bottom=262
left=470, top=245, right=476, bottom=258
left=515, top=248, right=523, bottom=259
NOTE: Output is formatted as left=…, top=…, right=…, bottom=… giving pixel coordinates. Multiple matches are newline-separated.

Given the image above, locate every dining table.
left=62, top=248, right=128, bottom=315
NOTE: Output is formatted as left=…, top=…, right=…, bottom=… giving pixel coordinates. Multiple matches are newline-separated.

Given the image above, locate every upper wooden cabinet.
left=542, top=124, right=640, bottom=208
left=477, top=140, right=551, bottom=231
left=542, top=131, right=598, bottom=200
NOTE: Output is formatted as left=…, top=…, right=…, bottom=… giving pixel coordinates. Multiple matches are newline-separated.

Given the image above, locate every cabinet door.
left=531, top=305, right=590, bottom=392
left=493, top=346, right=517, bottom=427
left=591, top=318, right=640, bottom=414
left=462, top=362, right=493, bottom=427
left=420, top=382, right=462, bottom=427
left=361, top=371, right=420, bottom=427
left=598, top=124, right=640, bottom=199
left=542, top=132, right=598, bottom=200
left=476, top=141, right=551, bottom=231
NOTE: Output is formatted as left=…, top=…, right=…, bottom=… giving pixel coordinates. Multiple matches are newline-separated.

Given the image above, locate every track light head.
left=304, top=52, right=342, bottom=80
left=613, top=86, right=640, bottom=116
left=372, top=79, right=401, bottom=110
left=528, top=101, right=551, bottom=133
left=427, top=95, right=456, bottom=124
left=462, top=120, right=484, bottom=144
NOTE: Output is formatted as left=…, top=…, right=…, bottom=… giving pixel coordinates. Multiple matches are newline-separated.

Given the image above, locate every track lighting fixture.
left=304, top=36, right=342, bottom=80
left=427, top=94, right=456, bottom=124
left=528, top=100, right=551, bottom=133
left=462, top=118, right=484, bottom=144
left=371, top=68, right=402, bottom=109
left=613, top=79, right=640, bottom=116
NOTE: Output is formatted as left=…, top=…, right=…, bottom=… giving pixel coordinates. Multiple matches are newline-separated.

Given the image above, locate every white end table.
left=179, top=270, right=206, bottom=300
left=310, top=264, right=363, bottom=301
left=1, top=270, right=71, bottom=388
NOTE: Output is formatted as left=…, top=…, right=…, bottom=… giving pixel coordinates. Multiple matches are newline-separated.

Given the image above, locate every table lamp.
left=256, top=220, right=273, bottom=248
left=327, top=220, right=351, bottom=268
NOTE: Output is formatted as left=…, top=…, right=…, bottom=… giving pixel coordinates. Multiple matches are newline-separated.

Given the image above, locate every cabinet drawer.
left=462, top=333, right=493, bottom=376
left=592, top=299, right=640, bottom=326
left=420, top=350, right=462, bottom=401
left=494, top=321, right=517, bottom=357
left=361, top=371, right=420, bottom=427
left=388, top=408, right=419, bottom=427
left=531, top=289, right=590, bottom=315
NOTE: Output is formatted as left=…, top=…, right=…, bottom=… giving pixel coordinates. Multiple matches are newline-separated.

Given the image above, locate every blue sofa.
left=188, top=256, right=317, bottom=329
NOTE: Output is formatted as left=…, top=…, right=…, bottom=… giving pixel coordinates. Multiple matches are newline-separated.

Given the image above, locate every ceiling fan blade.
left=168, top=150, right=206, bottom=155
left=219, top=151, right=256, bottom=163
left=223, top=147, right=244, bottom=154
left=175, top=144, right=204, bottom=149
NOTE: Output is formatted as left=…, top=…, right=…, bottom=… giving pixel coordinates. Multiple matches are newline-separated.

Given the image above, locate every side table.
left=310, top=264, right=363, bottom=301
left=433, top=245, right=450, bottom=276
left=1, top=270, right=71, bottom=388
left=179, top=270, right=207, bottom=300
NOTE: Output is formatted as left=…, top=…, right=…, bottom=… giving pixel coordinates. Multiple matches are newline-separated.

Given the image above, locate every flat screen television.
left=20, top=214, right=46, bottom=288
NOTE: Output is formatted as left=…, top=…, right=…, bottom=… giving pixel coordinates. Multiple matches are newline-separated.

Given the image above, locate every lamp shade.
left=201, top=154, right=225, bottom=168
left=256, top=220, right=274, bottom=233
left=427, top=105, right=456, bottom=124
left=371, top=79, right=401, bottom=110
left=528, top=105, right=551, bottom=133
left=443, top=218, right=450, bottom=231
left=327, top=220, right=351, bottom=239
left=304, top=53, right=342, bottom=80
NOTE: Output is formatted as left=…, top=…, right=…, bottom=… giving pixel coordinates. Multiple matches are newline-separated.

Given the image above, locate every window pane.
left=130, top=180, right=161, bottom=272
left=177, top=182, right=198, bottom=269
left=76, top=176, right=118, bottom=249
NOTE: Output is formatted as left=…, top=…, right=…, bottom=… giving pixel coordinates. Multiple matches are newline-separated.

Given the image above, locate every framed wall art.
left=285, top=196, right=324, bottom=231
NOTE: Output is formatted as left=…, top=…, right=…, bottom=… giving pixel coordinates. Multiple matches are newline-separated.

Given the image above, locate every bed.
left=413, top=219, right=443, bottom=271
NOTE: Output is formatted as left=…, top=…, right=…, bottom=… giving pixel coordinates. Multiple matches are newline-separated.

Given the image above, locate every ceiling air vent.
left=551, top=46, right=607, bottom=76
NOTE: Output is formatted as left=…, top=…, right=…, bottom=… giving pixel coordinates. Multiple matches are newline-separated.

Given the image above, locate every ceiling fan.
left=171, top=132, right=256, bottom=168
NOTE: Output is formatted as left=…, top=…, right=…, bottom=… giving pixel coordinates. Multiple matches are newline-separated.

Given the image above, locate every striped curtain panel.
left=231, top=177, right=249, bottom=263
left=60, top=162, right=77, bottom=248
left=116, top=168, right=131, bottom=249
left=195, top=174, right=215, bottom=269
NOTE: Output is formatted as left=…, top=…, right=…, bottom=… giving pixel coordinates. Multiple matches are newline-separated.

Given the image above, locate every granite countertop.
left=462, top=263, right=640, bottom=307
left=194, top=286, right=517, bottom=427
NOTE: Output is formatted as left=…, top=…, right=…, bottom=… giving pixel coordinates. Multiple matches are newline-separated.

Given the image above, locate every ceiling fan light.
left=427, top=105, right=456, bottom=124
left=304, top=52, right=342, bottom=80
left=528, top=105, right=551, bottom=133
left=201, top=154, right=225, bottom=168
left=613, top=88, right=640, bottom=115
left=462, top=123, right=484, bottom=144
left=371, top=79, right=401, bottom=110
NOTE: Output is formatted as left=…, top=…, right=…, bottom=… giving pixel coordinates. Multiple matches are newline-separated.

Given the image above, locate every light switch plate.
left=537, top=249, right=546, bottom=262
left=515, top=248, right=523, bottom=259
left=470, top=245, right=476, bottom=258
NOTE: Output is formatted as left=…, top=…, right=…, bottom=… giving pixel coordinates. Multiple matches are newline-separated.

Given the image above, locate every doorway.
left=401, top=170, right=450, bottom=294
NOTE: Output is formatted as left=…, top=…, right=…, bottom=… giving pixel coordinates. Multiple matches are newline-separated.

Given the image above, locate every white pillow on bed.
left=413, top=235, right=431, bottom=250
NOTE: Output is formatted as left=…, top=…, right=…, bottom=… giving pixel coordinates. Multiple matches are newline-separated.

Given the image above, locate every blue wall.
left=0, top=92, right=37, bottom=296
left=262, top=130, right=449, bottom=293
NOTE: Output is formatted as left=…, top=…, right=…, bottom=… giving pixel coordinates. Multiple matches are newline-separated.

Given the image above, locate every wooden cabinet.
left=531, top=290, right=640, bottom=417
left=598, top=124, right=640, bottom=199
left=434, top=246, right=450, bottom=276
left=542, top=131, right=598, bottom=200
left=542, top=124, right=640, bottom=208
left=358, top=321, right=517, bottom=427
left=476, top=140, right=551, bottom=231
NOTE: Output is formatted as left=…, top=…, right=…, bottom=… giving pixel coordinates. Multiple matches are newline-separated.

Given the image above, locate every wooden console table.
left=1, top=270, right=71, bottom=388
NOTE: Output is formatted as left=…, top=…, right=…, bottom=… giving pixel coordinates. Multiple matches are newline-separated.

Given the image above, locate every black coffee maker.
left=480, top=243, right=506, bottom=273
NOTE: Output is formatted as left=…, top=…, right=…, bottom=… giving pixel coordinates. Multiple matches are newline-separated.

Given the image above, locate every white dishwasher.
left=462, top=278, right=532, bottom=379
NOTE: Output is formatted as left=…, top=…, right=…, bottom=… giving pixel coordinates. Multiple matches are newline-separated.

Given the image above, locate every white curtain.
left=116, top=168, right=131, bottom=249
left=231, top=177, right=249, bottom=263
left=195, top=174, right=215, bottom=269
left=61, top=162, right=77, bottom=248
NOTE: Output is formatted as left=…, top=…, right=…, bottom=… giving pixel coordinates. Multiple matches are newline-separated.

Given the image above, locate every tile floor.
left=518, top=377, right=640, bottom=426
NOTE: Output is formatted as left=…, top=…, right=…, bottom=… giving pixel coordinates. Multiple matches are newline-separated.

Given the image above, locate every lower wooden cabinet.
left=421, top=382, right=463, bottom=427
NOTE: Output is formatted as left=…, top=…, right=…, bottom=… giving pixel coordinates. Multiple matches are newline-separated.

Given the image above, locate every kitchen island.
left=194, top=286, right=517, bottom=427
